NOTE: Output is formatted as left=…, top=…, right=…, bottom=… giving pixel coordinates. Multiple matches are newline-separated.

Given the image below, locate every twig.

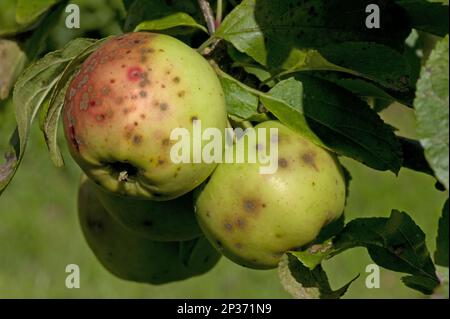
left=216, top=0, right=223, bottom=26
left=197, top=0, right=216, bottom=34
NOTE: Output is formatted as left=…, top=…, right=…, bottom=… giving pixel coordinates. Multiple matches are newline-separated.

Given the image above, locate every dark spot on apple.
left=235, top=243, right=243, bottom=249
left=243, top=198, right=263, bottom=215
left=178, top=90, right=186, bottom=97
left=224, top=222, right=233, bottom=232
left=158, top=159, right=165, bottom=166
left=236, top=218, right=246, bottom=229
left=278, top=158, right=288, bottom=168
left=96, top=114, right=105, bottom=121
left=173, top=76, right=180, bottom=83
left=160, top=103, right=168, bottom=111
left=134, top=121, right=138, bottom=126
left=162, top=138, right=170, bottom=146
left=302, top=151, right=318, bottom=171
left=110, top=79, right=115, bottom=84
left=140, top=113, right=146, bottom=119
left=139, top=90, right=147, bottom=98
left=133, top=135, right=143, bottom=145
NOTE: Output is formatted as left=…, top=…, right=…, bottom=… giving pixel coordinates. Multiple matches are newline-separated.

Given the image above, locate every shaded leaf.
left=435, top=199, right=449, bottom=267
left=319, top=42, right=412, bottom=92
left=0, top=38, right=99, bottom=196
left=332, top=210, right=440, bottom=294
left=216, top=0, right=410, bottom=68
left=123, top=0, right=200, bottom=32
left=294, top=74, right=403, bottom=172
left=396, top=0, right=450, bottom=36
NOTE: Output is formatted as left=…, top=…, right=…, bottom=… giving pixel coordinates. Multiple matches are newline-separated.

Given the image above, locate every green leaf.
left=398, top=137, right=435, bottom=176
left=435, top=199, right=449, bottom=267
left=123, top=0, right=200, bottom=32
left=0, top=40, right=26, bottom=100
left=216, top=0, right=411, bottom=68
left=217, top=70, right=325, bottom=146
left=289, top=240, right=334, bottom=269
left=332, top=210, right=440, bottom=294
left=414, top=35, right=449, bottom=190
left=395, top=0, right=450, bottom=36
left=134, top=12, right=207, bottom=34
left=294, top=75, right=403, bottom=172
left=41, top=38, right=108, bottom=167
left=319, top=42, right=412, bottom=92
left=0, top=38, right=99, bottom=196
left=219, top=73, right=260, bottom=120
left=278, top=253, right=359, bottom=299
left=261, top=79, right=325, bottom=147
left=15, top=0, right=60, bottom=25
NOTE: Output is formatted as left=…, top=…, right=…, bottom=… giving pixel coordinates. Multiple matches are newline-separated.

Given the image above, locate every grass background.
left=0, top=0, right=448, bottom=298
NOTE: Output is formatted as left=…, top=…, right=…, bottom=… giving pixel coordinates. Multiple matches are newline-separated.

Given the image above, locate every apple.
left=86, top=176, right=202, bottom=241
left=78, top=176, right=221, bottom=284
left=195, top=121, right=346, bottom=269
left=64, top=32, right=227, bottom=200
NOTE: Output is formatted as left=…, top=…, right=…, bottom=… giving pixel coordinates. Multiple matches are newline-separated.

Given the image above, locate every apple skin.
left=78, top=177, right=221, bottom=284
left=195, top=121, right=346, bottom=269
left=64, top=32, right=227, bottom=200
left=86, top=176, right=202, bottom=241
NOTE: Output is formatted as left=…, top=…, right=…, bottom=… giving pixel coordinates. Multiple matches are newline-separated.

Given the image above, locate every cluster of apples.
left=64, top=32, right=346, bottom=284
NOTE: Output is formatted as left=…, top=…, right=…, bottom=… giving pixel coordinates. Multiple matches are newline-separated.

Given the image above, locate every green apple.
left=64, top=32, right=227, bottom=200
left=195, top=121, right=346, bottom=269
left=87, top=177, right=202, bottom=241
left=78, top=177, right=221, bottom=284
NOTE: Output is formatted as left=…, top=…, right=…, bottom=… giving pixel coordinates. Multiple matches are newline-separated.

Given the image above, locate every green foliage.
left=134, top=12, right=208, bottom=34
left=435, top=199, right=449, bottom=267
left=0, top=0, right=448, bottom=299
left=282, top=210, right=440, bottom=296
left=279, top=254, right=359, bottom=299
left=414, top=35, right=449, bottom=190
left=0, top=38, right=104, bottom=195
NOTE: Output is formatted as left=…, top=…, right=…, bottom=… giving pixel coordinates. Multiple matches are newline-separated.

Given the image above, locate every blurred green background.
left=0, top=0, right=448, bottom=298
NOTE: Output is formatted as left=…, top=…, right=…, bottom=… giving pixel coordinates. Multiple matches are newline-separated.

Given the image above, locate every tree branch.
left=197, top=0, right=216, bottom=34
